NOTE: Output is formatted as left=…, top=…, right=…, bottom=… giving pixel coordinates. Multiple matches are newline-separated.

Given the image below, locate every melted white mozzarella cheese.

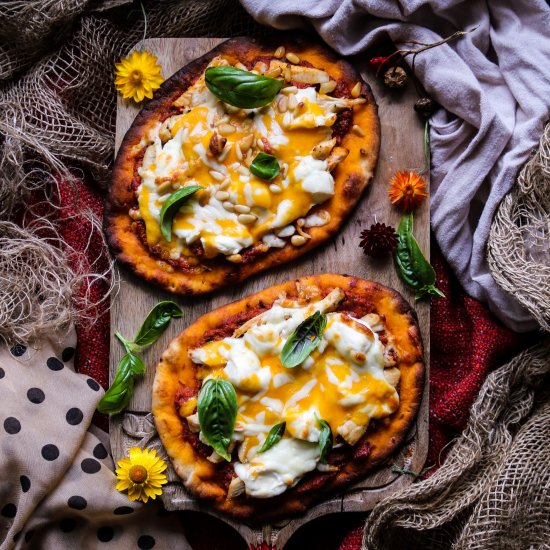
left=234, top=438, right=320, bottom=498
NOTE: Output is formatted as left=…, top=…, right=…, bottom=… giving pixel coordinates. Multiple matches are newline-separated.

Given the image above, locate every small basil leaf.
left=205, top=66, right=283, bottom=109
left=317, top=418, right=333, bottom=464
left=97, top=353, right=145, bottom=415
left=281, top=311, right=327, bottom=369
left=249, top=152, right=280, bottom=181
left=159, top=185, right=203, bottom=242
left=416, top=284, right=446, bottom=301
left=394, top=213, right=444, bottom=300
left=133, top=300, right=183, bottom=348
left=197, top=378, right=237, bottom=461
left=258, top=422, right=286, bottom=453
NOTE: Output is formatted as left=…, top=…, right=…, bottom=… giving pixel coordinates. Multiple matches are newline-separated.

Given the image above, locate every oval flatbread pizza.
left=106, top=36, right=380, bottom=294
left=152, top=274, right=424, bottom=520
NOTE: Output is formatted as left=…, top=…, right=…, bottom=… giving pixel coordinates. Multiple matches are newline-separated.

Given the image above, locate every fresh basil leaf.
left=317, top=418, right=333, bottom=464
left=197, top=378, right=237, bottom=461
left=205, top=66, right=283, bottom=109
left=160, top=185, right=203, bottom=242
left=281, top=311, right=327, bottom=368
left=133, top=300, right=183, bottom=348
left=394, top=213, right=444, bottom=300
left=97, top=353, right=145, bottom=415
left=258, top=422, right=286, bottom=453
left=249, top=152, right=280, bottom=181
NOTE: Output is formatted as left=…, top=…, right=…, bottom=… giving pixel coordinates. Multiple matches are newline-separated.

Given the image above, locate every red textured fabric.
left=29, top=179, right=533, bottom=549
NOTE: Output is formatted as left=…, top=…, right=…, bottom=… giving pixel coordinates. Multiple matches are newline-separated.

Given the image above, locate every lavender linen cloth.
left=240, top=0, right=550, bottom=332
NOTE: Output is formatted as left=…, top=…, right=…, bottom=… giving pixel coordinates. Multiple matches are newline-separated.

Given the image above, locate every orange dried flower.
left=388, top=170, right=428, bottom=211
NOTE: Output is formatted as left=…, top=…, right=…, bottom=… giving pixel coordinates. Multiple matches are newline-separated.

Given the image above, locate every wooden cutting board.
left=110, top=37, right=430, bottom=549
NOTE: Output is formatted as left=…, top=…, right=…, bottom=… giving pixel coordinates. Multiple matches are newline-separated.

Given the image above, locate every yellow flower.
left=115, top=446, right=167, bottom=503
left=115, top=50, right=164, bottom=103
left=388, top=170, right=428, bottom=212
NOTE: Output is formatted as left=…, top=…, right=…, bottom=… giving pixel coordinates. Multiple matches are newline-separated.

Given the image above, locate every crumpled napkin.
left=240, top=0, right=550, bottom=332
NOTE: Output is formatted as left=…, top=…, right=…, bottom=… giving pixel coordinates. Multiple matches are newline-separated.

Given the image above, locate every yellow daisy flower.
left=115, top=446, right=168, bottom=503
left=114, top=50, right=164, bottom=103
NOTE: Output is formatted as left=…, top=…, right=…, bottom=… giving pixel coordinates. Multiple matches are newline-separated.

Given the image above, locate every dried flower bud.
left=414, top=97, right=437, bottom=118
left=383, top=66, right=407, bottom=89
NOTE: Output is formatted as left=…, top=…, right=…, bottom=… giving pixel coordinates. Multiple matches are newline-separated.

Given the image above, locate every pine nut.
left=287, top=94, right=297, bottom=110
left=277, top=95, right=288, bottom=113
left=219, top=179, right=230, bottom=190
left=319, top=80, right=337, bottom=94
left=222, top=201, right=235, bottom=212
left=218, top=123, right=235, bottom=135
left=286, top=52, right=300, bottom=64
left=351, top=82, right=362, bottom=98
left=227, top=254, right=242, bottom=263
left=265, top=67, right=282, bottom=78
left=234, top=204, right=251, bottom=214
left=218, top=142, right=232, bottom=162
left=215, top=191, right=230, bottom=201
left=129, top=208, right=142, bottom=220
left=291, top=235, right=307, bottom=246
left=352, top=124, right=365, bottom=137
left=239, top=134, right=254, bottom=152
left=238, top=213, right=257, bottom=224
left=269, top=184, right=282, bottom=194
left=274, top=46, right=285, bottom=59
left=256, top=138, right=265, bottom=151
left=254, top=61, right=267, bottom=73
left=209, top=170, right=225, bottom=181
left=235, top=62, right=247, bottom=71
left=235, top=144, right=243, bottom=161
left=157, top=181, right=173, bottom=194
left=281, top=86, right=298, bottom=94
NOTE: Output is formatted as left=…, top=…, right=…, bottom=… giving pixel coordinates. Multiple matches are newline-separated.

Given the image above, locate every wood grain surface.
left=110, top=37, right=430, bottom=548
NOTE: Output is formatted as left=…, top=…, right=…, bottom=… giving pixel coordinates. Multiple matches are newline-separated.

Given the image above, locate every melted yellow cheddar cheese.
left=135, top=57, right=360, bottom=259
left=189, top=291, right=399, bottom=498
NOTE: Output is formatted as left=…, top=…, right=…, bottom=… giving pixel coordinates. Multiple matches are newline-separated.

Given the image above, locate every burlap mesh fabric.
left=488, top=122, right=550, bottom=332
left=0, top=2, right=548, bottom=549
left=0, top=0, right=266, bottom=343
left=363, top=338, right=550, bottom=550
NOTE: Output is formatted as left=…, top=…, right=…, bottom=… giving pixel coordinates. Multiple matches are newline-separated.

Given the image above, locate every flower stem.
left=423, top=120, right=430, bottom=175
left=376, top=27, right=478, bottom=74
left=138, top=1, right=147, bottom=52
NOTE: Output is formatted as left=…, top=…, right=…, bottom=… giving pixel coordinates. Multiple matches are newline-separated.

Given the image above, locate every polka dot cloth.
left=0, top=329, right=191, bottom=548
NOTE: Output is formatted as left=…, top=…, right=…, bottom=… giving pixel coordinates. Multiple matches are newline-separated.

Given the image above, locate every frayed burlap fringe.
left=488, top=122, right=550, bottom=331
left=0, top=0, right=264, bottom=345
left=0, top=219, right=115, bottom=346
left=363, top=338, right=550, bottom=550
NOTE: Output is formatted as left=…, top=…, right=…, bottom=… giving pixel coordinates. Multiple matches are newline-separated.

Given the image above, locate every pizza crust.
left=152, top=274, right=424, bottom=520
left=105, top=36, right=380, bottom=295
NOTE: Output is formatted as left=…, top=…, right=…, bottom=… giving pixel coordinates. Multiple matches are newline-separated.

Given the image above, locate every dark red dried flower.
left=359, top=222, right=399, bottom=257
left=369, top=56, right=390, bottom=71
